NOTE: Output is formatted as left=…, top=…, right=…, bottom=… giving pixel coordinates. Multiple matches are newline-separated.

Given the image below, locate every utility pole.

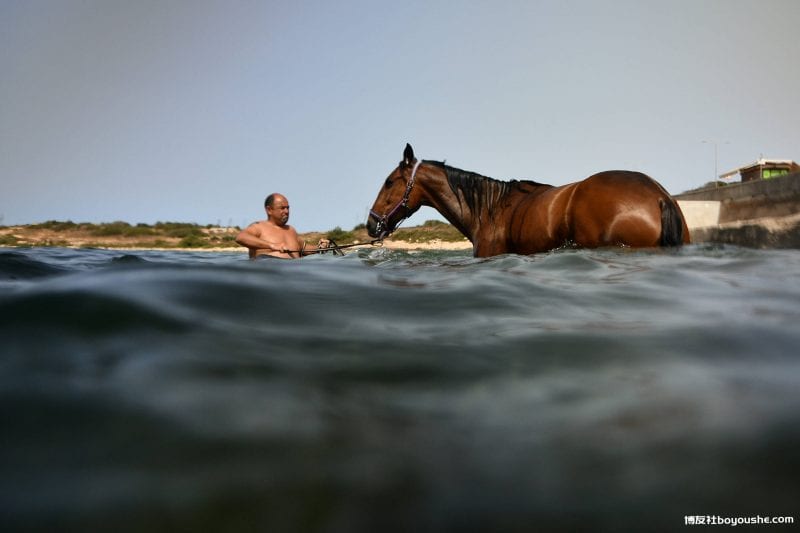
left=702, top=140, right=730, bottom=185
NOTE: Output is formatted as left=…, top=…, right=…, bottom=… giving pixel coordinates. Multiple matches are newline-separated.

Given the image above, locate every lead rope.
left=275, top=239, right=385, bottom=256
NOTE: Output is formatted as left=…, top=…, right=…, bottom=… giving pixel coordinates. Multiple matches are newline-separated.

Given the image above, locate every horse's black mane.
left=424, top=160, right=548, bottom=214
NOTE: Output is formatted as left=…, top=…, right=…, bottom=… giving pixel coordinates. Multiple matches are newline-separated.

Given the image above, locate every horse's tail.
left=659, top=198, right=684, bottom=247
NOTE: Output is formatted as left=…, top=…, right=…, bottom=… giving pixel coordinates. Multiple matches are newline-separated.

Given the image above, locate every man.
left=236, top=193, right=329, bottom=259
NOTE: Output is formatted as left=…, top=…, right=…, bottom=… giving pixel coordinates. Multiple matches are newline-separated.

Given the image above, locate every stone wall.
left=689, top=215, right=800, bottom=249
left=675, top=173, right=800, bottom=248
left=676, top=172, right=800, bottom=223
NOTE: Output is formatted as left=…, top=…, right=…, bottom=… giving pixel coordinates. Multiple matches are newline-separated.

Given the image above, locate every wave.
left=0, top=250, right=70, bottom=280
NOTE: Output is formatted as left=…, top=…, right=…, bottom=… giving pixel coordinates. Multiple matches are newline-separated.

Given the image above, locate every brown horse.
left=367, top=144, right=690, bottom=257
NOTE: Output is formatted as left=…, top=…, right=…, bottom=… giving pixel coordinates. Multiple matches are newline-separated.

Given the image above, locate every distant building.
left=719, top=159, right=800, bottom=183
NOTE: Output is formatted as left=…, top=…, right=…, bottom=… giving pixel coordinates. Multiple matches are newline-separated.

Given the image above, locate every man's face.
left=268, top=196, right=290, bottom=226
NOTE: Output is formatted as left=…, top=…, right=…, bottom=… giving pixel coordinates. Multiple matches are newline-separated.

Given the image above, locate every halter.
left=368, top=159, right=422, bottom=238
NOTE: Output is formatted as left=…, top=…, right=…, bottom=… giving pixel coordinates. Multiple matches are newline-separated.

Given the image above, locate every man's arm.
left=236, top=224, right=282, bottom=256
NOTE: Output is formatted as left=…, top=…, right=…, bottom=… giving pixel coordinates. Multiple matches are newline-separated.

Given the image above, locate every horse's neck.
left=420, top=163, right=512, bottom=240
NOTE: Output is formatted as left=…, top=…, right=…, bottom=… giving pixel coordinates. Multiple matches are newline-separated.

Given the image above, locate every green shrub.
left=90, top=221, right=131, bottom=236
left=168, top=227, right=204, bottom=239
left=0, top=234, right=20, bottom=245
left=422, top=219, right=448, bottom=227
left=326, top=226, right=354, bottom=243
left=90, top=221, right=155, bottom=237
left=179, top=234, right=209, bottom=248
left=28, top=220, right=79, bottom=232
left=394, top=223, right=465, bottom=242
left=154, top=222, right=204, bottom=239
left=217, top=234, right=237, bottom=245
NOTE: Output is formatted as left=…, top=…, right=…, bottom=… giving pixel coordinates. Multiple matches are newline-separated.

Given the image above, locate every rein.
left=280, top=239, right=385, bottom=256
left=368, top=159, right=422, bottom=238
left=310, top=239, right=384, bottom=255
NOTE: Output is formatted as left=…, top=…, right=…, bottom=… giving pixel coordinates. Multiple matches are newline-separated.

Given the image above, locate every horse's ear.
left=403, top=143, right=415, bottom=166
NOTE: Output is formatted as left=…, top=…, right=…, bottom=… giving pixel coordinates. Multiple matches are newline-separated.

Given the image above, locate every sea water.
left=1, top=246, right=799, bottom=531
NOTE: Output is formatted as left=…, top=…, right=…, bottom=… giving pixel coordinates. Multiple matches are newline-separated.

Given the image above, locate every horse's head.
left=366, top=143, right=424, bottom=239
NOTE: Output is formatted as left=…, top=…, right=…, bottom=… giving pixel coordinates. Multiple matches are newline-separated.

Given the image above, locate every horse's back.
left=570, top=171, right=688, bottom=247
left=582, top=170, right=664, bottom=194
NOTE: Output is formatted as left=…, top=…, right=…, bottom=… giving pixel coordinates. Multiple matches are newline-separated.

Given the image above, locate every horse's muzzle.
left=366, top=210, right=387, bottom=239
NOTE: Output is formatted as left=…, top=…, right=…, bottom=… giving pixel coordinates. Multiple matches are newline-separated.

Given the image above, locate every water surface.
left=2, top=246, right=799, bottom=531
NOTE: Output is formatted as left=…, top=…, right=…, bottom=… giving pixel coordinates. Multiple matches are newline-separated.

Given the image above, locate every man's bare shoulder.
left=244, top=221, right=266, bottom=234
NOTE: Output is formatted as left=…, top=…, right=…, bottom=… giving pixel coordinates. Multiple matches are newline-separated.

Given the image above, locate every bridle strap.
left=369, top=159, right=422, bottom=237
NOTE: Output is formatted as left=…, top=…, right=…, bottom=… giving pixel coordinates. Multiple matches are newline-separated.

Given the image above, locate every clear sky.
left=2, top=0, right=799, bottom=232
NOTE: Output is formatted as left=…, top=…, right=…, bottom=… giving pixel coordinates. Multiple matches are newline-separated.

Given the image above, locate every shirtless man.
left=236, top=193, right=328, bottom=259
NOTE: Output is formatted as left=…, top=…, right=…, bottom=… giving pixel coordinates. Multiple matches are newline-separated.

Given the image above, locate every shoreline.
left=0, top=238, right=474, bottom=254
left=0, top=222, right=473, bottom=253
left=5, top=216, right=798, bottom=252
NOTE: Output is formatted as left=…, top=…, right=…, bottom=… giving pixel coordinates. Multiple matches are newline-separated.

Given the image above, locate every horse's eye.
left=384, top=178, right=394, bottom=189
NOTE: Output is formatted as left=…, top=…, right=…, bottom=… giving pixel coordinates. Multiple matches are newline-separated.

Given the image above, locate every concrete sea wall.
left=675, top=173, right=800, bottom=248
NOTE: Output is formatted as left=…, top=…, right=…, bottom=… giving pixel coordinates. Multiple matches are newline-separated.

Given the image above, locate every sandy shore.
left=374, top=238, right=472, bottom=251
